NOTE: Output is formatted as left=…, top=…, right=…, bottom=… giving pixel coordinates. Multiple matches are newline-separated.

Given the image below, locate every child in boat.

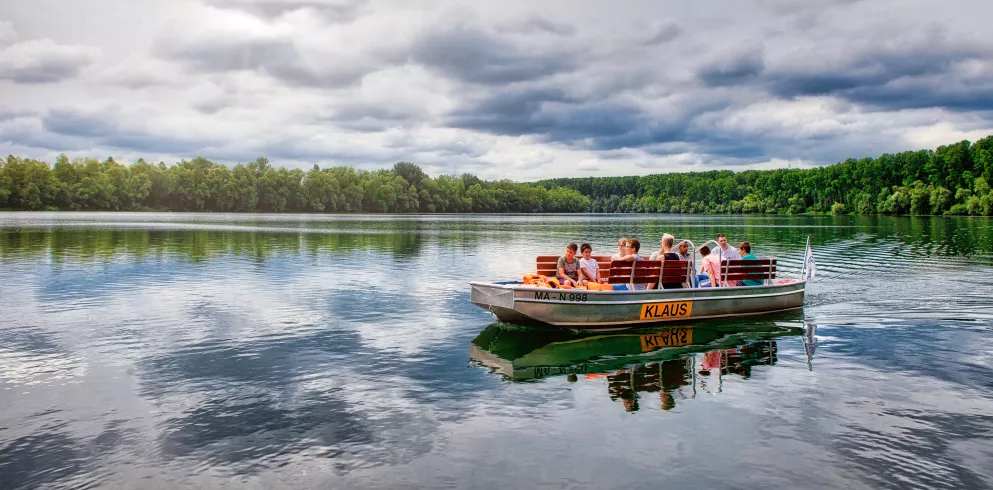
left=578, top=243, right=599, bottom=283
left=610, top=237, right=627, bottom=261
left=556, top=242, right=583, bottom=287
left=698, top=245, right=720, bottom=287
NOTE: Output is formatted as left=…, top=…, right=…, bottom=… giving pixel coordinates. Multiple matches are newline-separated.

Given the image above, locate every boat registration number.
left=640, top=329, right=693, bottom=351
left=639, top=301, right=693, bottom=321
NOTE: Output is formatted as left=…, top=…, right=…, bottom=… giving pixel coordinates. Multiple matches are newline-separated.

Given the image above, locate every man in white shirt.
left=716, top=233, right=741, bottom=261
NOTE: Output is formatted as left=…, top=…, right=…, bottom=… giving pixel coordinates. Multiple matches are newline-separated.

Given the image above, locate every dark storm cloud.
left=42, top=109, right=216, bottom=154
left=500, top=15, right=576, bottom=36
left=204, top=0, right=367, bottom=22
left=759, top=0, right=866, bottom=15
left=325, top=104, right=418, bottom=132
left=192, top=97, right=234, bottom=115
left=552, top=106, right=683, bottom=150
left=698, top=51, right=765, bottom=87
left=0, top=39, right=100, bottom=84
left=643, top=21, right=682, bottom=45
left=1, top=61, right=83, bottom=83
left=761, top=44, right=993, bottom=113
left=767, top=47, right=972, bottom=97
left=446, top=87, right=577, bottom=135
left=596, top=124, right=769, bottom=160
left=444, top=86, right=768, bottom=156
left=153, top=34, right=370, bottom=88
left=0, top=120, right=91, bottom=152
left=409, top=25, right=578, bottom=85
left=842, top=82, right=993, bottom=112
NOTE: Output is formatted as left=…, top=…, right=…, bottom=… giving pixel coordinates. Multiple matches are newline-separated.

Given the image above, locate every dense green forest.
left=1, top=136, right=992, bottom=215
left=540, top=137, right=993, bottom=216
left=0, top=157, right=589, bottom=213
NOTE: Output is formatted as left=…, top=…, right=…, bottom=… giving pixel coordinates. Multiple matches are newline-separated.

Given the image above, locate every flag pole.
left=800, top=235, right=810, bottom=280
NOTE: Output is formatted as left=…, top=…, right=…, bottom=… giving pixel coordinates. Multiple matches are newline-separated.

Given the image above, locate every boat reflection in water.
left=470, top=317, right=812, bottom=412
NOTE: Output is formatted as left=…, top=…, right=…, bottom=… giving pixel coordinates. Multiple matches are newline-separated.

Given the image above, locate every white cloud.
left=0, top=1, right=991, bottom=179
left=0, top=20, right=16, bottom=45
left=0, top=38, right=101, bottom=83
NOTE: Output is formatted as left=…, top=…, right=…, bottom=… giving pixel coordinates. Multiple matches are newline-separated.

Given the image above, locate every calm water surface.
left=1, top=212, right=992, bottom=489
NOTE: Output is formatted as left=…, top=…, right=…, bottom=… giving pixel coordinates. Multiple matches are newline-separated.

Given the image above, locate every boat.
left=469, top=238, right=814, bottom=330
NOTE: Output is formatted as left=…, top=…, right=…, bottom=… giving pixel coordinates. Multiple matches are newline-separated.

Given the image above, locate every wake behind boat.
left=470, top=237, right=815, bottom=330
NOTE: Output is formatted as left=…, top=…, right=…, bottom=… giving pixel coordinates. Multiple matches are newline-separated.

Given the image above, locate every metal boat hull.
left=469, top=281, right=806, bottom=330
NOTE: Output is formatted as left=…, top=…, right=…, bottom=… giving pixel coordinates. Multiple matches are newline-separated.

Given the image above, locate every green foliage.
left=540, top=136, right=993, bottom=216
left=3, top=135, right=993, bottom=215
left=2, top=156, right=59, bottom=210
left=0, top=156, right=588, bottom=214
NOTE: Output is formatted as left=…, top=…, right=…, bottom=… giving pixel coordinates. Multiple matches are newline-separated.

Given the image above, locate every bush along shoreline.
left=2, top=136, right=992, bottom=216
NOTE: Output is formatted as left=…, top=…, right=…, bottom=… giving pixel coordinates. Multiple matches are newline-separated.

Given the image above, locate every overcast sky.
left=1, top=0, right=991, bottom=180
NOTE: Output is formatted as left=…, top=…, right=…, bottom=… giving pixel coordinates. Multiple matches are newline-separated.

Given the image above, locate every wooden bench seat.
left=659, top=260, right=692, bottom=285
left=606, top=259, right=690, bottom=288
left=720, top=259, right=777, bottom=285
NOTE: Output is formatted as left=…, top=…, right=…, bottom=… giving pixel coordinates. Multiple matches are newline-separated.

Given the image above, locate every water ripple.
left=2, top=213, right=992, bottom=489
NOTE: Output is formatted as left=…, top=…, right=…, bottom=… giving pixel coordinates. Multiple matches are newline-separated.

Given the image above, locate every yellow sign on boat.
left=640, top=328, right=693, bottom=351
left=639, top=301, right=693, bottom=321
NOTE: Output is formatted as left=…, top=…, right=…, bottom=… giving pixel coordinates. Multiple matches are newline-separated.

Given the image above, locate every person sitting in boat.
left=556, top=242, right=583, bottom=287
left=676, top=240, right=692, bottom=261
left=650, top=234, right=684, bottom=289
left=615, top=238, right=654, bottom=290
left=610, top=237, right=627, bottom=261
left=578, top=243, right=599, bottom=283
left=716, top=233, right=741, bottom=261
left=649, top=234, right=679, bottom=261
left=738, top=241, right=763, bottom=286
left=616, top=238, right=644, bottom=262
left=698, top=245, right=721, bottom=287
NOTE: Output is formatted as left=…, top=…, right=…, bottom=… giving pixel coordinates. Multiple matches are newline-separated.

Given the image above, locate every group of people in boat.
left=555, top=232, right=763, bottom=290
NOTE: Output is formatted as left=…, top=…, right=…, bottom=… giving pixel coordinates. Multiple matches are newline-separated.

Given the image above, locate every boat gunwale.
left=510, top=287, right=805, bottom=305
left=469, top=279, right=806, bottom=299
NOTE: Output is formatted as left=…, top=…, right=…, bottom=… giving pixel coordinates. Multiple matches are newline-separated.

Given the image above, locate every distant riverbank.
left=3, top=135, right=992, bottom=216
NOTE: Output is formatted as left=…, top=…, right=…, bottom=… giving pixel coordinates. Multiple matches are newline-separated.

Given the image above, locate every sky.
left=1, top=0, right=992, bottom=181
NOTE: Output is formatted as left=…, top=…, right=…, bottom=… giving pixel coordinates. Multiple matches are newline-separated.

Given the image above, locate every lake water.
left=1, top=212, right=992, bottom=489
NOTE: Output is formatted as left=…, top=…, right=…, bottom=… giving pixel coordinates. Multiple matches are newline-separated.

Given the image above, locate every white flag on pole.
left=802, top=237, right=816, bottom=281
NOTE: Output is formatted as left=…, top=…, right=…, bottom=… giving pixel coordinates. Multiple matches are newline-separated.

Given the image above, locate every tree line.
left=539, top=137, right=993, bottom=216
left=0, top=157, right=590, bottom=213
left=1, top=135, right=992, bottom=215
